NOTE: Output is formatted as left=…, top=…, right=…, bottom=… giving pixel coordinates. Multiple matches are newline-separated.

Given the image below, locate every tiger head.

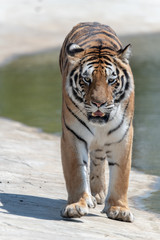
left=66, top=43, right=133, bottom=125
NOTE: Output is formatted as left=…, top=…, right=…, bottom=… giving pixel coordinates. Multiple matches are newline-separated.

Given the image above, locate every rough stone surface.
left=0, top=118, right=160, bottom=240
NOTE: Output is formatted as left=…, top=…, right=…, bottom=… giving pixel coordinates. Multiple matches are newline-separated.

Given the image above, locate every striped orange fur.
left=59, top=22, right=134, bottom=222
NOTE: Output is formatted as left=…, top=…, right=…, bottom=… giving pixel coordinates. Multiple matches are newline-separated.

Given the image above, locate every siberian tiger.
left=59, top=22, right=134, bottom=222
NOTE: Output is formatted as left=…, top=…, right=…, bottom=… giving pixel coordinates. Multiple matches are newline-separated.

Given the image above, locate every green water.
left=123, top=33, right=160, bottom=214
left=0, top=34, right=160, bottom=213
left=0, top=50, right=61, bottom=133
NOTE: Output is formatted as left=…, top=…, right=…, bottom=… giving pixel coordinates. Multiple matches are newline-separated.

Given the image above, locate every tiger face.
left=66, top=43, right=133, bottom=125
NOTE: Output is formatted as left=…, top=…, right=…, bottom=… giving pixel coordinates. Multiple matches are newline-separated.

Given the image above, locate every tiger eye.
left=83, top=77, right=91, bottom=84
left=84, top=77, right=90, bottom=82
left=108, top=78, right=117, bottom=85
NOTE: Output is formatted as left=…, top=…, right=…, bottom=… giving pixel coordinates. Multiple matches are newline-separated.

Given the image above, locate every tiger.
left=59, top=22, right=134, bottom=222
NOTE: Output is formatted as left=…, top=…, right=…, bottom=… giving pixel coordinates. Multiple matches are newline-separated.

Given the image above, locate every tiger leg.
left=61, top=129, right=96, bottom=218
left=103, top=126, right=134, bottom=222
left=90, top=150, right=107, bottom=204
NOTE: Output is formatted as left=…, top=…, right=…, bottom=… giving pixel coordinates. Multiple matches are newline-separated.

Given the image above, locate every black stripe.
left=95, top=149, right=103, bottom=152
left=81, top=55, right=112, bottom=64
left=114, top=92, right=125, bottom=103
left=85, top=48, right=115, bottom=56
left=108, top=101, right=129, bottom=135
left=95, top=157, right=106, bottom=161
left=79, top=39, right=118, bottom=50
left=88, top=65, right=93, bottom=69
left=83, top=160, right=88, bottom=166
left=77, top=31, right=121, bottom=48
left=123, top=69, right=129, bottom=80
left=87, top=61, right=99, bottom=66
left=108, top=162, right=119, bottom=167
left=117, top=117, right=132, bottom=143
left=106, top=151, right=111, bottom=154
left=99, top=59, right=104, bottom=64
left=72, top=88, right=83, bottom=103
left=105, top=117, right=132, bottom=146
left=92, top=161, right=100, bottom=167
left=102, top=46, right=117, bottom=51
left=114, top=82, right=120, bottom=89
left=125, top=81, right=130, bottom=90
left=69, top=78, right=73, bottom=87
left=121, top=75, right=124, bottom=89
left=69, top=97, right=87, bottom=117
left=116, top=68, right=119, bottom=75
left=70, top=68, right=77, bottom=77
left=63, top=117, right=88, bottom=151
left=85, top=51, right=99, bottom=55
left=105, top=143, right=112, bottom=146
left=66, top=103, right=94, bottom=135
left=89, top=46, right=102, bottom=49
left=86, top=56, right=99, bottom=61
left=104, top=60, right=112, bottom=66
left=102, top=55, right=113, bottom=61
left=74, top=73, right=78, bottom=84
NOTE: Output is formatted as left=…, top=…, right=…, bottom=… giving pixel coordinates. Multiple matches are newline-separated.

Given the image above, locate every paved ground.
left=0, top=118, right=160, bottom=240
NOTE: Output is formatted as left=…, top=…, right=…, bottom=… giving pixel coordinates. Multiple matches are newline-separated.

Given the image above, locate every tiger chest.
left=88, top=115, right=129, bottom=164
left=92, top=117, right=127, bottom=145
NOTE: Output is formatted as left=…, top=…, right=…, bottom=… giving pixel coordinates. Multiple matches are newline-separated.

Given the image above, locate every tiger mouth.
left=88, top=111, right=110, bottom=124
left=91, top=110, right=105, bottom=117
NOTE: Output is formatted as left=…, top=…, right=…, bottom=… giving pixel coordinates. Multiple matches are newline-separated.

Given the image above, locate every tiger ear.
left=118, top=44, right=132, bottom=64
left=67, top=43, right=84, bottom=63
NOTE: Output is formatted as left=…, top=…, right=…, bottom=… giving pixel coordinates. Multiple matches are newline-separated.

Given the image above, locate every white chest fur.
left=91, top=105, right=127, bottom=145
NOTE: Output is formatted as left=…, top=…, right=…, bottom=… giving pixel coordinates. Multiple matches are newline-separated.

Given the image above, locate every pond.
left=0, top=33, right=160, bottom=213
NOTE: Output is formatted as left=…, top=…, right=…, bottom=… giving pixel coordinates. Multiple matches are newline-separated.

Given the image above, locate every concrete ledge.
left=1, top=0, right=160, bottom=65
left=0, top=117, right=160, bottom=239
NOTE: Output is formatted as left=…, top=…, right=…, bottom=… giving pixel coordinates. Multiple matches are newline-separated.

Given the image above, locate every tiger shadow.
left=0, top=193, right=103, bottom=222
left=0, top=193, right=67, bottom=221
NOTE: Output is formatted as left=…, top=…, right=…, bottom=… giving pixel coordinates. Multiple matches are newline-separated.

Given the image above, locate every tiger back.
left=59, top=22, right=134, bottom=222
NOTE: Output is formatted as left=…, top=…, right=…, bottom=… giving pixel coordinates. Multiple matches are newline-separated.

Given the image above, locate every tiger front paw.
left=61, top=194, right=96, bottom=218
left=103, top=205, right=134, bottom=222
left=61, top=202, right=88, bottom=218
left=61, top=199, right=88, bottom=218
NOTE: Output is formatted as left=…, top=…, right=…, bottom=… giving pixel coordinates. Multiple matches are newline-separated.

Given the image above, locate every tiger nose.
left=91, top=101, right=107, bottom=107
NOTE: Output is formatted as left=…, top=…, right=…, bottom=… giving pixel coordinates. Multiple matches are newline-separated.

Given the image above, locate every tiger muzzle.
left=86, top=100, right=114, bottom=125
